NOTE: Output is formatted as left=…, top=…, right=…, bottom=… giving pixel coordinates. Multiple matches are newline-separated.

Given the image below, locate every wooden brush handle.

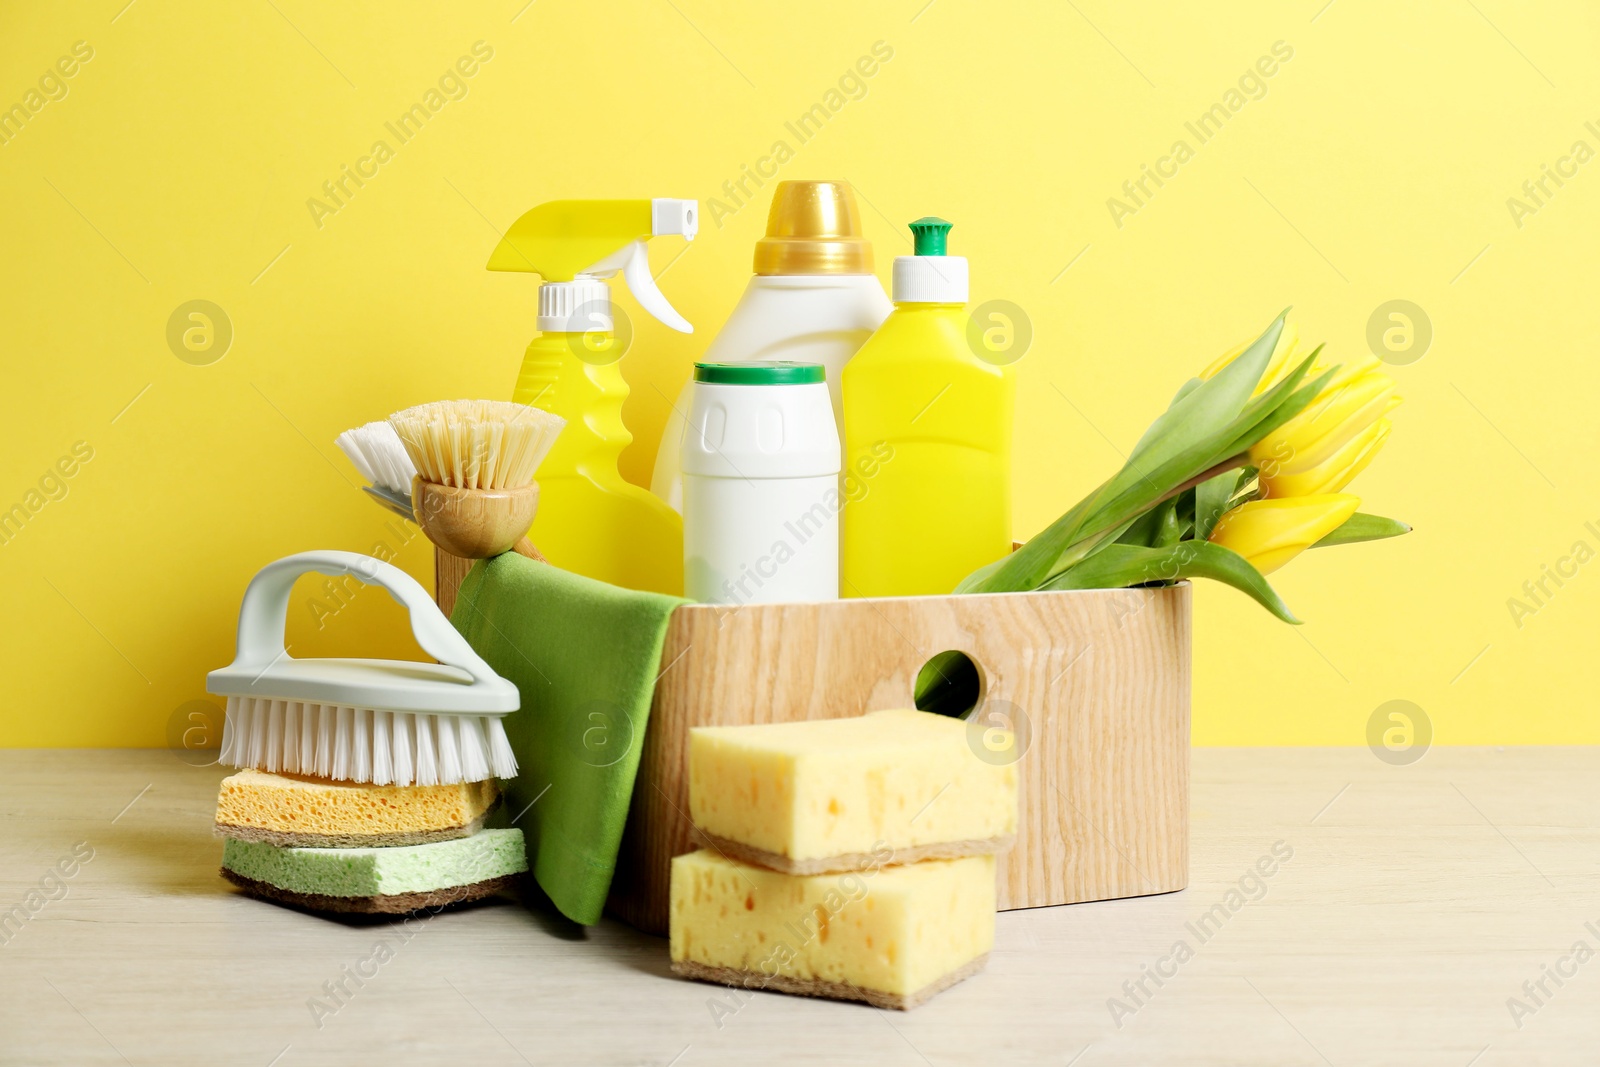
left=413, top=479, right=540, bottom=559
left=512, top=537, right=547, bottom=563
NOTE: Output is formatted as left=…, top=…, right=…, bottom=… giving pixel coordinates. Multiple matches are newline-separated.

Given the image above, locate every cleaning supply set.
left=208, top=551, right=527, bottom=914
left=664, top=199, right=1012, bottom=602
left=669, top=709, right=1017, bottom=1009
left=463, top=186, right=1014, bottom=604
left=211, top=181, right=1028, bottom=998
left=206, top=175, right=1403, bottom=1013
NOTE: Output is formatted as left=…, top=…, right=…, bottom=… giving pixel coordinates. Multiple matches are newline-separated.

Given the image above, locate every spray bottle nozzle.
left=488, top=199, right=697, bottom=334
left=652, top=199, right=698, bottom=239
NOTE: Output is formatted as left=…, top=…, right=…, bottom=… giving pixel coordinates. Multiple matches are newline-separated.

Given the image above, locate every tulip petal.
left=1273, top=413, right=1388, bottom=478
left=1307, top=350, right=1383, bottom=394
left=1261, top=418, right=1391, bottom=497
left=1208, top=494, right=1361, bottom=575
left=1252, top=370, right=1396, bottom=472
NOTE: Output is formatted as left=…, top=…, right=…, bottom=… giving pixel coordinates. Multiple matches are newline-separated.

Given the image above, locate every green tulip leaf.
left=950, top=553, right=1008, bottom=593
left=1169, top=377, right=1204, bottom=406
left=1193, top=471, right=1235, bottom=541
left=1040, top=541, right=1300, bottom=624
left=1311, top=512, right=1412, bottom=547
left=1126, top=312, right=1287, bottom=469
left=1175, top=486, right=1196, bottom=526
left=1117, top=497, right=1179, bottom=548
left=958, top=313, right=1291, bottom=594
left=1153, top=499, right=1184, bottom=547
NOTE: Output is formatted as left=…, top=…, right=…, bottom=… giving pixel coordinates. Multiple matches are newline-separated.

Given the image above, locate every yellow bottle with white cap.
left=841, top=217, right=1014, bottom=597
left=488, top=199, right=696, bottom=595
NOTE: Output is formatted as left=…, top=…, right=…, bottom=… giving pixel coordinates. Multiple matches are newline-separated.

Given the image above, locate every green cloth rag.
left=450, top=554, right=684, bottom=925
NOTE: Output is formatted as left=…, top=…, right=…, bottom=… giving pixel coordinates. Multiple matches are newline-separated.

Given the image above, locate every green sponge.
left=221, top=828, right=527, bottom=914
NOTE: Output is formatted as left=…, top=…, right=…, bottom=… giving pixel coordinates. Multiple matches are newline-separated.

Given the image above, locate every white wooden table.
left=1, top=747, right=1595, bottom=1066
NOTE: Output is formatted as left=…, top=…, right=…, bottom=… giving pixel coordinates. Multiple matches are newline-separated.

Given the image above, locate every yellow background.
left=2, top=1, right=1594, bottom=747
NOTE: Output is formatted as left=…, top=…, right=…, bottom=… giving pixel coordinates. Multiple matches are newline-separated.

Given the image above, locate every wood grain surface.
left=3, top=747, right=1595, bottom=1066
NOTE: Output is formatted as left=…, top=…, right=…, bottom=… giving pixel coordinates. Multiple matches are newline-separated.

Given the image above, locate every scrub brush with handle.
left=335, top=420, right=417, bottom=522
left=389, top=400, right=566, bottom=561
left=208, top=550, right=519, bottom=786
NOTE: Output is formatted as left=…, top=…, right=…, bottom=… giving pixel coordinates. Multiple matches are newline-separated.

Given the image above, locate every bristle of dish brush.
left=389, top=400, right=566, bottom=491
left=219, top=695, right=516, bottom=786
left=335, top=421, right=418, bottom=494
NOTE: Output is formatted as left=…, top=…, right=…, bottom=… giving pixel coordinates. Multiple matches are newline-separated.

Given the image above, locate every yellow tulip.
left=1209, top=494, right=1360, bottom=575
left=1260, top=417, right=1391, bottom=498
left=1205, top=322, right=1401, bottom=491
left=1253, top=361, right=1399, bottom=476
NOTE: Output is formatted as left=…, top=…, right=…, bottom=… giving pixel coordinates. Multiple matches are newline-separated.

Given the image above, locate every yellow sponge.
left=670, top=849, right=995, bottom=1010
left=688, top=709, right=1017, bottom=873
left=214, top=769, right=498, bottom=847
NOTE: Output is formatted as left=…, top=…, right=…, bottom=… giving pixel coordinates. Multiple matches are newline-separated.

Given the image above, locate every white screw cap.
left=538, top=279, right=612, bottom=333
left=892, top=255, right=968, bottom=304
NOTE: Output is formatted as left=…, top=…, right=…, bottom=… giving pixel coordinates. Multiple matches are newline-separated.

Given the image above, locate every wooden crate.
left=435, top=549, right=1191, bottom=936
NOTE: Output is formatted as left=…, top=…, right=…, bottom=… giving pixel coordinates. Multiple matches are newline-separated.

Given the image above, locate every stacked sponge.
left=214, top=769, right=526, bottom=915
left=670, top=709, right=1018, bottom=1009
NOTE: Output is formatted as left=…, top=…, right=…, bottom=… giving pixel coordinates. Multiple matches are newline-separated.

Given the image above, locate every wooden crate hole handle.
left=913, top=649, right=986, bottom=720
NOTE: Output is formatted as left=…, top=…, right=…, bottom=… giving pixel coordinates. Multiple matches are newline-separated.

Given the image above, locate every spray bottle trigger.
left=585, top=240, right=694, bottom=334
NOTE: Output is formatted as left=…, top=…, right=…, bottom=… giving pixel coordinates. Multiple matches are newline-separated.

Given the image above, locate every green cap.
left=909, top=217, right=952, bottom=256
left=694, top=361, right=825, bottom=385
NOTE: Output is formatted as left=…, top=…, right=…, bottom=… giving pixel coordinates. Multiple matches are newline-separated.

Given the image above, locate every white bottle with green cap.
left=651, top=180, right=890, bottom=514
left=682, top=361, right=841, bottom=604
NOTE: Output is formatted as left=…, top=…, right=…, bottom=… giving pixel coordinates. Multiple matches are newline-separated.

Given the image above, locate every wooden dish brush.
left=390, top=400, right=566, bottom=562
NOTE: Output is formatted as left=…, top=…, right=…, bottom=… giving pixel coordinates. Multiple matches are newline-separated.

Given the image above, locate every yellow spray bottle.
left=487, top=199, right=696, bottom=595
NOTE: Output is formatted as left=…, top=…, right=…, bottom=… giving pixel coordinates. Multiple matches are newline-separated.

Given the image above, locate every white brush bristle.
left=336, top=421, right=418, bottom=494
left=389, top=399, right=566, bottom=490
left=219, top=695, right=516, bottom=786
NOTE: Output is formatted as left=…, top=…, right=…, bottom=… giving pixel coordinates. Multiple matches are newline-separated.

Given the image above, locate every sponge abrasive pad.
left=221, top=829, right=527, bottom=914
left=214, top=769, right=499, bottom=847
left=689, top=709, right=1017, bottom=870
left=669, top=849, right=995, bottom=1008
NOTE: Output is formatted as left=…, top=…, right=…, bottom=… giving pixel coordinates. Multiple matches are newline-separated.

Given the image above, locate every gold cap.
left=752, top=180, right=874, bottom=275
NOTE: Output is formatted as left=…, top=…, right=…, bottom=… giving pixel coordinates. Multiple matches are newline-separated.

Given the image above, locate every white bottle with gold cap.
left=650, top=180, right=891, bottom=513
